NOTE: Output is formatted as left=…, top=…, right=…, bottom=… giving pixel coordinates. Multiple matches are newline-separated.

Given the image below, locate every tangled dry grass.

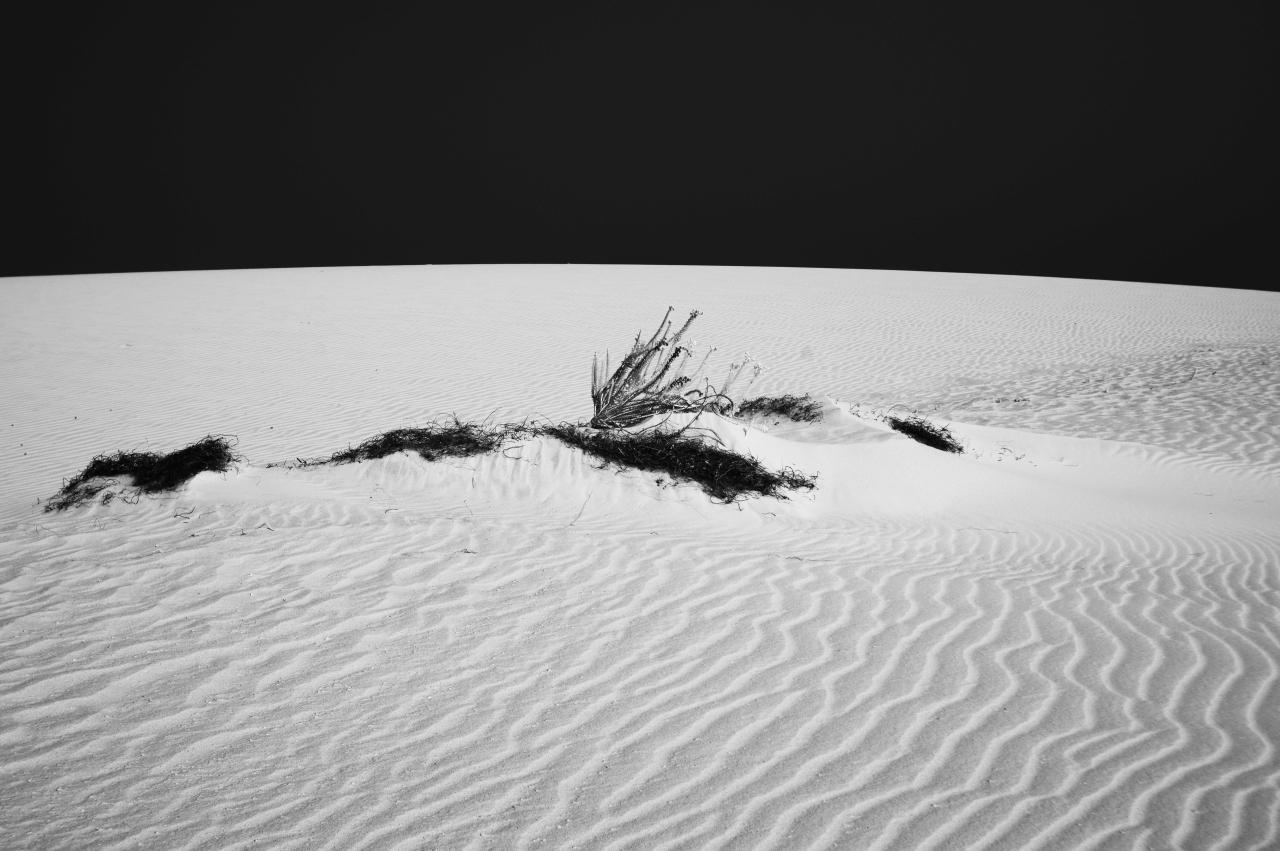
left=47, top=310, right=828, bottom=508
left=293, top=420, right=528, bottom=466
left=47, top=420, right=820, bottom=508
left=292, top=418, right=818, bottom=504
left=886, top=414, right=963, bottom=453
left=736, top=394, right=824, bottom=423
left=46, top=435, right=240, bottom=511
left=545, top=423, right=816, bottom=503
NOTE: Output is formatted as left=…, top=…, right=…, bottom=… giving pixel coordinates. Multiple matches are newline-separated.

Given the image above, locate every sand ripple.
left=3, top=489, right=1278, bottom=849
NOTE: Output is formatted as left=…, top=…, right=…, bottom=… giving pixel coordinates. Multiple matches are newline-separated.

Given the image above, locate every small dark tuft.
left=296, top=420, right=531, bottom=467
left=886, top=415, right=963, bottom=453
left=735, top=394, right=824, bottom=423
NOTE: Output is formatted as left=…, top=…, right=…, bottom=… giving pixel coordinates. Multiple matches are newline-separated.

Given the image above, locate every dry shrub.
left=590, top=307, right=759, bottom=429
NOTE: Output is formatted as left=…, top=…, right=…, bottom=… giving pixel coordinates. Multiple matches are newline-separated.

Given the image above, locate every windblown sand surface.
left=2, top=265, right=1279, bottom=849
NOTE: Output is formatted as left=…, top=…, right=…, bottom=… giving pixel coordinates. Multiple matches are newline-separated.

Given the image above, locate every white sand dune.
left=2, top=265, right=1279, bottom=849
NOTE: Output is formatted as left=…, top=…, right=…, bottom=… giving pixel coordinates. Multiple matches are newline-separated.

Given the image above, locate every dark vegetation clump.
left=46, top=435, right=239, bottom=511
left=298, top=420, right=525, bottom=467
left=886, top=415, right=963, bottom=453
left=47, top=419, right=817, bottom=510
left=545, top=424, right=816, bottom=503
left=48, top=307, right=822, bottom=509
left=736, top=394, right=823, bottom=423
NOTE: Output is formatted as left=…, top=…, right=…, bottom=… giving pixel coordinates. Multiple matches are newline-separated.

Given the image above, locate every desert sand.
left=2, top=265, right=1278, bottom=849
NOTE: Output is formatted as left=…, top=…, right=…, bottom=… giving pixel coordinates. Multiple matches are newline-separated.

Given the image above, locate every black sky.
left=6, top=3, right=1277, bottom=289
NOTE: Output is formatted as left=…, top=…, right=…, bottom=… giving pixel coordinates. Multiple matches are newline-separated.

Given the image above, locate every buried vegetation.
left=545, top=423, right=816, bottom=503
left=293, top=420, right=527, bottom=467
left=297, top=419, right=818, bottom=504
left=46, top=435, right=240, bottom=511
left=44, top=310, right=849, bottom=509
left=48, top=425, right=817, bottom=511
left=886, top=414, right=964, bottom=453
left=735, top=394, right=824, bottom=423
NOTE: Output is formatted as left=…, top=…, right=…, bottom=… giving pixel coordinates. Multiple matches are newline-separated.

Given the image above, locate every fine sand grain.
left=1, top=266, right=1278, bottom=849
